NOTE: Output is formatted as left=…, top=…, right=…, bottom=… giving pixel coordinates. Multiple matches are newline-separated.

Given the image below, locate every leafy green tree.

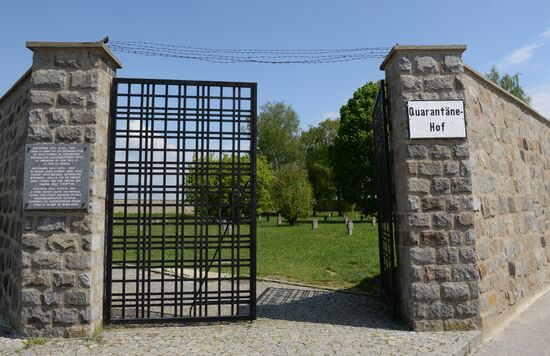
left=185, top=153, right=275, bottom=219
left=256, top=154, right=275, bottom=214
left=486, top=66, right=531, bottom=104
left=271, top=162, right=314, bottom=225
left=300, top=118, right=339, bottom=213
left=185, top=154, right=250, bottom=219
left=332, top=81, right=378, bottom=215
left=258, top=101, right=303, bottom=169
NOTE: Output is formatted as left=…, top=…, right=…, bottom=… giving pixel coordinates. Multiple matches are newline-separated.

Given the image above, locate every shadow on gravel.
left=257, top=286, right=407, bottom=330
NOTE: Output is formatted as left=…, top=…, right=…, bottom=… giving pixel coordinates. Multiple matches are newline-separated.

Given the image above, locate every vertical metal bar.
left=374, top=79, right=397, bottom=314
left=103, top=77, right=118, bottom=324
left=217, top=86, right=223, bottom=317
left=147, top=83, right=155, bottom=318
left=236, top=86, right=242, bottom=315
left=375, top=80, right=386, bottom=306
left=122, top=82, right=131, bottom=319
left=137, top=83, right=145, bottom=319
left=174, top=84, right=181, bottom=317
left=230, top=86, right=236, bottom=316
left=381, top=81, right=397, bottom=311
left=192, top=84, right=199, bottom=317
left=161, top=83, right=168, bottom=317
left=143, top=82, right=149, bottom=318
left=183, top=85, right=187, bottom=316
left=197, top=84, right=203, bottom=317
left=205, top=85, right=210, bottom=317
left=249, top=83, right=258, bottom=320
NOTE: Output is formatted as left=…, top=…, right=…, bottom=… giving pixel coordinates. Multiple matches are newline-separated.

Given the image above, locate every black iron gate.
left=372, top=80, right=397, bottom=313
left=104, top=78, right=257, bottom=323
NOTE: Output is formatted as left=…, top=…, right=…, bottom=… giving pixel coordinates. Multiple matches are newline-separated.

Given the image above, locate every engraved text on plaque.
left=23, top=144, right=90, bottom=210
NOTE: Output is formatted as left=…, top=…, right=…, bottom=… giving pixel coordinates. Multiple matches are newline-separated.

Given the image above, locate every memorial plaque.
left=23, top=144, right=90, bottom=210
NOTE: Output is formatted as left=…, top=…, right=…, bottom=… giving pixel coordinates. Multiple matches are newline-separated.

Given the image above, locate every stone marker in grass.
left=346, top=220, right=354, bottom=236
left=312, top=219, right=318, bottom=229
left=222, top=220, right=232, bottom=234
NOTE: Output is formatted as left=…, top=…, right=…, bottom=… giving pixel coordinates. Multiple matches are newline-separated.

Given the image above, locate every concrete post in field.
left=381, top=45, right=479, bottom=331
left=346, top=220, right=353, bottom=236
left=20, top=41, right=121, bottom=337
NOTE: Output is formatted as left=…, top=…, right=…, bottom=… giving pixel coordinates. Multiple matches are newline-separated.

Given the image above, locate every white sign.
left=407, top=100, right=466, bottom=139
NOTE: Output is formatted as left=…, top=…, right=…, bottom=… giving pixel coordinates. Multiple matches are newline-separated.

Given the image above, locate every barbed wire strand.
left=110, top=42, right=386, bottom=59
left=108, top=40, right=390, bottom=64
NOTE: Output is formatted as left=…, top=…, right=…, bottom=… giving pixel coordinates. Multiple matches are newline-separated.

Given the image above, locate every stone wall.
left=382, top=45, right=550, bottom=335
left=18, top=43, right=120, bottom=337
left=0, top=71, right=31, bottom=332
left=0, top=42, right=120, bottom=337
left=382, top=46, right=480, bottom=331
left=463, top=66, right=550, bottom=335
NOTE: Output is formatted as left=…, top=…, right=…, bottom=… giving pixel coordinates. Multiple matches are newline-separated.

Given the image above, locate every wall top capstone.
left=26, top=41, right=122, bottom=69
left=380, top=45, right=467, bottom=70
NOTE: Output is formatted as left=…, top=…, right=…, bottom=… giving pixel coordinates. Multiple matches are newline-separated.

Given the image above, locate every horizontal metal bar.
left=108, top=315, right=252, bottom=324
left=115, top=77, right=256, bottom=88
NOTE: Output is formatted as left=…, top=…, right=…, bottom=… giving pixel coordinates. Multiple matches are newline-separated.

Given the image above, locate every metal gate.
left=104, top=77, right=257, bottom=323
left=372, top=80, right=397, bottom=313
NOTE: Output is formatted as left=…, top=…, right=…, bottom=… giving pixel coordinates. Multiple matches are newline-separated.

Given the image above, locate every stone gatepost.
left=20, top=42, right=121, bottom=337
left=381, top=46, right=480, bottom=331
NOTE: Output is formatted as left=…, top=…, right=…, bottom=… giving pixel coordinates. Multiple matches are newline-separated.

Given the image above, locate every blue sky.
left=1, top=0, right=549, bottom=128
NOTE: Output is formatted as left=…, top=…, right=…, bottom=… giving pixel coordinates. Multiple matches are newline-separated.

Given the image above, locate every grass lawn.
left=257, top=215, right=380, bottom=293
left=112, top=214, right=380, bottom=294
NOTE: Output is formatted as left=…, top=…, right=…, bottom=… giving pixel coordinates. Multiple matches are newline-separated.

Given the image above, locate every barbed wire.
left=108, top=40, right=390, bottom=64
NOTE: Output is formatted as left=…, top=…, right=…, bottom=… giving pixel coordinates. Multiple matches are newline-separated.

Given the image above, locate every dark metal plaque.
left=23, top=144, right=90, bottom=210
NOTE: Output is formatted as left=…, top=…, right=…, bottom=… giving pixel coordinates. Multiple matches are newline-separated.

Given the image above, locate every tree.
left=256, top=154, right=275, bottom=214
left=485, top=66, right=531, bottom=104
left=258, top=101, right=303, bottom=170
left=271, top=162, right=314, bottom=225
left=185, top=153, right=275, bottom=218
left=332, top=81, right=378, bottom=215
left=300, top=118, right=339, bottom=213
left=185, top=154, right=250, bottom=219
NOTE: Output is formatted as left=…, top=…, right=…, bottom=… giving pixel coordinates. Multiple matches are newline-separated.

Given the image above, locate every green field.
left=257, top=216, right=380, bottom=293
left=112, top=214, right=380, bottom=294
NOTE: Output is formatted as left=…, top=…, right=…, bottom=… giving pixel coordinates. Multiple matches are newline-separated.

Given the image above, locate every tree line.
left=257, top=82, right=380, bottom=224
left=257, top=66, right=531, bottom=225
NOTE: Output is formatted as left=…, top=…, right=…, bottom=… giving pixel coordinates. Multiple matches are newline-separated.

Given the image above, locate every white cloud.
left=322, top=111, right=340, bottom=119
left=498, top=27, right=550, bottom=69
left=500, top=42, right=543, bottom=67
left=538, top=27, right=550, bottom=39
left=529, top=84, right=550, bottom=118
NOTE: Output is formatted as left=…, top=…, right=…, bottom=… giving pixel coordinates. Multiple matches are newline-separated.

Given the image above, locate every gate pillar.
left=381, top=46, right=481, bottom=331
left=20, top=42, right=121, bottom=337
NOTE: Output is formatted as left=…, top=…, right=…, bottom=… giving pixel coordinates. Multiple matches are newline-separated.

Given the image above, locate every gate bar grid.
left=104, top=77, right=257, bottom=324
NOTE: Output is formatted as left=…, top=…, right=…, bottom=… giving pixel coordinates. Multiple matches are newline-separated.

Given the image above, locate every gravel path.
left=1, top=281, right=480, bottom=355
